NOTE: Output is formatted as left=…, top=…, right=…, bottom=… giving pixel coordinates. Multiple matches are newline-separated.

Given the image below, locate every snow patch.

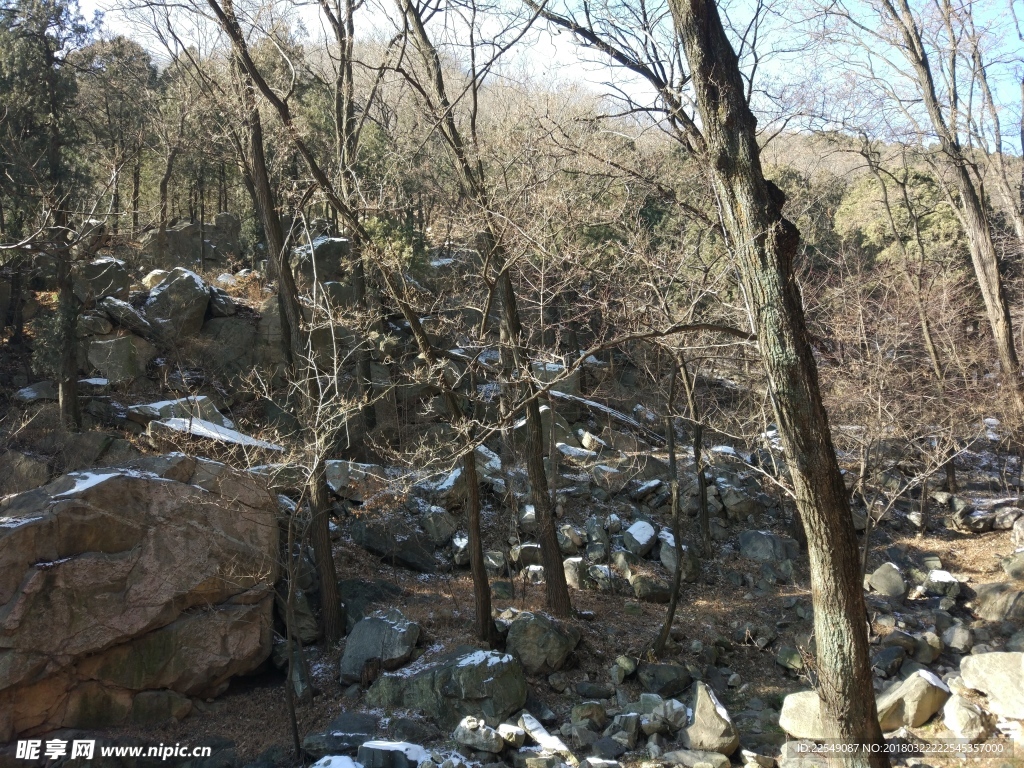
left=626, top=521, right=655, bottom=545
left=311, top=757, right=361, bottom=768
left=154, top=418, right=283, bottom=451
left=358, top=742, right=430, bottom=766
left=457, top=650, right=513, bottom=668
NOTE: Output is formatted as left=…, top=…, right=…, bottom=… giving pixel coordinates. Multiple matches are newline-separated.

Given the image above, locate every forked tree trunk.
left=491, top=242, right=572, bottom=618
left=667, top=1, right=887, bottom=764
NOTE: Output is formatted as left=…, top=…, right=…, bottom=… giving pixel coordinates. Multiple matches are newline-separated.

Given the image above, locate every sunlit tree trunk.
left=667, top=1, right=887, bottom=763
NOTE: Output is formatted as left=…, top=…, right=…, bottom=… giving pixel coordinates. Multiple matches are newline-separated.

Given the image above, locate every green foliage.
left=0, top=0, right=92, bottom=235
left=363, top=215, right=427, bottom=265
left=27, top=307, right=65, bottom=378
left=834, top=168, right=965, bottom=266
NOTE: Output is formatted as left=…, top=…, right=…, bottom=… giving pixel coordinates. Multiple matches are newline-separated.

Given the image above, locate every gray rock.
left=485, top=551, right=508, bottom=575
left=875, top=670, right=950, bottom=730
left=422, top=507, right=458, bottom=546
left=366, top=648, right=527, bottom=729
left=73, top=258, right=129, bottom=304
left=776, top=646, right=803, bottom=671
left=913, top=631, right=943, bottom=664
left=959, top=652, right=1024, bottom=718
left=511, top=543, right=543, bottom=568
left=630, top=573, right=671, bottom=603
left=128, top=395, right=233, bottom=428
left=942, top=623, right=973, bottom=654
left=586, top=516, right=609, bottom=545
left=661, top=749, right=730, bottom=768
left=340, top=609, right=421, bottom=683
left=658, top=531, right=699, bottom=582
left=13, top=381, right=57, bottom=403
left=778, top=691, right=823, bottom=739
left=1001, top=551, right=1024, bottom=581
left=942, top=694, right=991, bottom=742
left=88, top=335, right=157, bottom=384
left=871, top=646, right=906, bottom=678
left=680, top=682, right=739, bottom=755
left=624, top=521, right=656, bottom=557
left=357, top=741, right=430, bottom=768
left=923, top=569, right=960, bottom=598
left=1007, top=518, right=1024, bottom=548
left=291, top=236, right=351, bottom=290
left=993, top=507, right=1023, bottom=530
left=208, top=287, right=237, bottom=317
left=77, top=312, right=114, bottom=336
left=498, top=724, right=525, bottom=748
left=303, top=712, right=379, bottom=757
left=637, top=663, right=691, bottom=698
left=868, top=563, right=907, bottom=599
left=99, top=296, right=159, bottom=342
left=454, top=716, right=505, bottom=753
left=973, top=582, right=1024, bottom=621
left=351, top=520, right=438, bottom=573
left=738, top=530, right=799, bottom=562
left=143, top=267, right=210, bottom=337
left=505, top=612, right=581, bottom=675
left=0, top=450, right=50, bottom=496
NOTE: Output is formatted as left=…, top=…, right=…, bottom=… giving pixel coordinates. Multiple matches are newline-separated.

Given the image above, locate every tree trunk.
left=56, top=254, right=80, bottom=431
left=157, top=148, right=178, bottom=263
left=309, top=456, right=343, bottom=643
left=465, top=447, right=495, bottom=644
left=491, top=250, right=571, bottom=617
left=667, top=1, right=887, bottom=764
left=111, top=161, right=120, bottom=236
left=131, top=152, right=141, bottom=239
left=654, top=404, right=682, bottom=655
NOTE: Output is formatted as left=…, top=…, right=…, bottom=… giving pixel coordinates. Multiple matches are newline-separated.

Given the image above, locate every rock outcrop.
left=0, top=455, right=279, bottom=739
left=366, top=648, right=527, bottom=728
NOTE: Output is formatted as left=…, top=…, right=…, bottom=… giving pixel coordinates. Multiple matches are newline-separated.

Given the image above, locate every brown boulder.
left=0, top=455, right=278, bottom=739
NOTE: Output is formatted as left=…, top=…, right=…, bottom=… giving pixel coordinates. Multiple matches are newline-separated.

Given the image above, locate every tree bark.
left=309, top=456, right=343, bottom=643
left=56, top=253, right=80, bottom=431
left=667, top=1, right=887, bottom=764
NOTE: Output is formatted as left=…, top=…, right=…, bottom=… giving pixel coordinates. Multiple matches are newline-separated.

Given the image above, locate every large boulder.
left=505, top=612, right=581, bottom=675
left=0, top=450, right=50, bottom=496
left=637, top=663, right=692, bottom=698
left=128, top=395, right=233, bottom=429
left=779, top=691, right=823, bottom=740
left=87, top=335, right=157, bottom=385
left=143, top=267, right=210, bottom=337
left=340, top=609, right=421, bottom=683
left=326, top=461, right=388, bottom=502
left=366, top=648, right=527, bottom=728
left=291, top=236, right=351, bottom=290
left=350, top=520, right=438, bottom=573
left=73, top=258, right=129, bottom=304
left=959, top=652, right=1024, bottom=719
left=199, top=317, right=257, bottom=381
left=681, top=682, right=739, bottom=755
left=973, top=582, right=1024, bottom=621
left=738, top=530, right=799, bottom=562
left=624, top=521, right=656, bottom=557
left=0, top=456, right=279, bottom=739
left=943, top=694, right=991, bottom=742
left=875, top=670, right=949, bottom=730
